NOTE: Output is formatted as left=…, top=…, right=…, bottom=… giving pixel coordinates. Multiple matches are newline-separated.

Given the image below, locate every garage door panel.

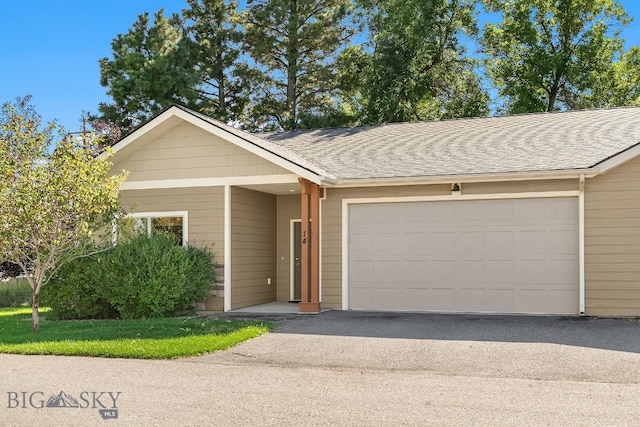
left=486, top=259, right=515, bottom=282
left=486, top=201, right=515, bottom=222
left=374, top=233, right=399, bottom=253
left=428, top=203, right=455, bottom=222
left=487, top=289, right=515, bottom=308
left=456, top=203, right=486, bottom=222
left=457, top=288, right=486, bottom=309
left=400, top=204, right=428, bottom=222
left=487, top=231, right=515, bottom=250
left=400, top=232, right=429, bottom=253
left=350, top=260, right=374, bottom=282
left=400, top=260, right=428, bottom=283
left=458, top=231, right=486, bottom=251
left=399, top=289, right=428, bottom=310
left=350, top=232, right=374, bottom=253
left=373, top=204, right=399, bottom=223
left=349, top=198, right=578, bottom=314
left=548, top=259, right=579, bottom=282
left=429, top=288, right=455, bottom=309
left=429, top=260, right=455, bottom=281
left=548, top=289, right=578, bottom=312
left=373, top=260, right=399, bottom=281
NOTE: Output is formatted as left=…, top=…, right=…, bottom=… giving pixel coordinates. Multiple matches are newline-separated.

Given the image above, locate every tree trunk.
left=547, top=78, right=560, bottom=112
left=286, top=0, right=299, bottom=130
left=32, top=291, right=40, bottom=333
left=217, top=52, right=227, bottom=115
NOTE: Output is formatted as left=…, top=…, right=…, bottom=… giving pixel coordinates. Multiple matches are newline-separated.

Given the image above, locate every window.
left=120, top=212, right=188, bottom=246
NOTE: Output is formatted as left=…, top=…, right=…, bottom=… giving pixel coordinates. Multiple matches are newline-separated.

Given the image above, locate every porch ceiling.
left=240, top=182, right=301, bottom=195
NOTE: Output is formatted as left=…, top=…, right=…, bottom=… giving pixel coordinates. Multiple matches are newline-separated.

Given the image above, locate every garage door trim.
left=341, top=190, right=584, bottom=313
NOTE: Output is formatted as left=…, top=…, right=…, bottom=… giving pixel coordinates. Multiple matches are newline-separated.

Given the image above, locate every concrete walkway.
left=1, top=311, right=639, bottom=426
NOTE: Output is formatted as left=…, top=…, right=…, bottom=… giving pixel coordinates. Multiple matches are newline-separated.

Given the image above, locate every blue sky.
left=1, top=0, right=639, bottom=133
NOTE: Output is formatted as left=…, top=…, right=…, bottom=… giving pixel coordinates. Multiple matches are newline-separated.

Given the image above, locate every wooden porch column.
left=298, top=178, right=321, bottom=313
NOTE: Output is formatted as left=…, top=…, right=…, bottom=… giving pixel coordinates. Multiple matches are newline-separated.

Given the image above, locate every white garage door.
left=348, top=198, right=578, bottom=314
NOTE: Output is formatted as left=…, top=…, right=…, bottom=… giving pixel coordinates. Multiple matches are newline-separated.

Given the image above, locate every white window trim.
left=128, top=211, right=189, bottom=246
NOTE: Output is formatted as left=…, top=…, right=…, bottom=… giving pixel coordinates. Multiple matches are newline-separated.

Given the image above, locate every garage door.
left=348, top=198, right=578, bottom=314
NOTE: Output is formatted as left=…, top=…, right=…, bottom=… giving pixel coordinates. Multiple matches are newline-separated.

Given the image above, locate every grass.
left=0, top=307, right=273, bottom=359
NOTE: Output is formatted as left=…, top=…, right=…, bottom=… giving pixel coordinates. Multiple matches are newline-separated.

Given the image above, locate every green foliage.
left=97, top=10, right=202, bottom=128
left=481, top=0, right=630, bottom=113
left=41, top=256, right=117, bottom=320
left=44, top=234, right=215, bottom=320
left=101, top=234, right=214, bottom=319
left=0, top=96, right=127, bottom=332
left=0, top=279, right=32, bottom=308
left=240, top=0, right=355, bottom=130
left=0, top=307, right=273, bottom=359
left=183, top=0, right=248, bottom=122
left=586, top=46, right=640, bottom=108
left=338, top=0, right=489, bottom=125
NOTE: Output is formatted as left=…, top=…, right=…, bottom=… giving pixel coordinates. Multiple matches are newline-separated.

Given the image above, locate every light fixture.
left=452, top=183, right=461, bottom=192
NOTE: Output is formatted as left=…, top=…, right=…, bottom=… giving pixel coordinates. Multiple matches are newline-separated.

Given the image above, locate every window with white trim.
left=120, top=211, right=188, bottom=246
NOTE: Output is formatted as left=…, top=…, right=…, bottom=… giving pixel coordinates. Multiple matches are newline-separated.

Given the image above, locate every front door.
left=291, top=220, right=302, bottom=301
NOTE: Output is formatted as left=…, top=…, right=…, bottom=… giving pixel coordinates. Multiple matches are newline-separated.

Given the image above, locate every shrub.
left=0, top=278, right=32, bottom=308
left=100, top=234, right=214, bottom=319
left=43, top=234, right=215, bottom=320
left=41, top=255, right=117, bottom=320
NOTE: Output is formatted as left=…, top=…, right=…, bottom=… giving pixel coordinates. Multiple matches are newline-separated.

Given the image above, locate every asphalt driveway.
left=1, top=311, right=639, bottom=426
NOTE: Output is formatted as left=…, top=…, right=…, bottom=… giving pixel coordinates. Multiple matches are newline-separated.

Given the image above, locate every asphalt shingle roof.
left=263, top=107, right=640, bottom=180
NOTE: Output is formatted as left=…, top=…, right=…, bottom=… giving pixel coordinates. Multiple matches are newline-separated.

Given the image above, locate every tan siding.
left=276, top=195, right=300, bottom=302
left=112, top=122, right=291, bottom=181
left=585, top=155, right=640, bottom=316
left=230, top=187, right=277, bottom=309
left=462, top=179, right=577, bottom=194
left=119, top=187, right=224, bottom=259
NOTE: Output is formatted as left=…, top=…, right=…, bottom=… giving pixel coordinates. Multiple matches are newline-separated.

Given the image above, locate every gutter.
left=325, top=169, right=598, bottom=188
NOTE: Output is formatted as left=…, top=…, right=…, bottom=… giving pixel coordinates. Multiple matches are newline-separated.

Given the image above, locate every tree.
left=241, top=0, right=354, bottom=130
left=97, top=10, right=201, bottom=128
left=0, top=96, right=127, bottom=332
left=585, top=46, right=640, bottom=108
left=183, top=0, right=248, bottom=122
left=337, top=0, right=488, bottom=125
left=481, top=0, right=630, bottom=113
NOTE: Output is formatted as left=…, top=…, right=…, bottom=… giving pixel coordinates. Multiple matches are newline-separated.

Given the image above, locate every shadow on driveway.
left=210, top=310, right=640, bottom=354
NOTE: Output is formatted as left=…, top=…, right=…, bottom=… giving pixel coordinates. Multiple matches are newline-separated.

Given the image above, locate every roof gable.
left=110, top=106, right=334, bottom=184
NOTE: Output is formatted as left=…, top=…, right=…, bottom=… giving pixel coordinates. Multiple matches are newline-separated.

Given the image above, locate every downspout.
left=578, top=174, right=585, bottom=315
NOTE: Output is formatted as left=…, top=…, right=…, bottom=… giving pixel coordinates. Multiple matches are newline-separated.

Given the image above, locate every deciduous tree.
left=0, top=96, right=127, bottom=332
left=338, top=0, right=488, bottom=125
left=481, top=0, right=630, bottom=113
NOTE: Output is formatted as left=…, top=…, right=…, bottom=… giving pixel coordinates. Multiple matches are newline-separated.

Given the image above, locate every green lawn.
left=0, top=307, right=273, bottom=359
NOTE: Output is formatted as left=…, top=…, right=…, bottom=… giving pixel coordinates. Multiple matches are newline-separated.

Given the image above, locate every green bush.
left=100, top=234, right=214, bottom=319
left=0, top=278, right=32, bottom=308
left=41, top=256, right=117, bottom=320
left=43, top=234, right=215, bottom=320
